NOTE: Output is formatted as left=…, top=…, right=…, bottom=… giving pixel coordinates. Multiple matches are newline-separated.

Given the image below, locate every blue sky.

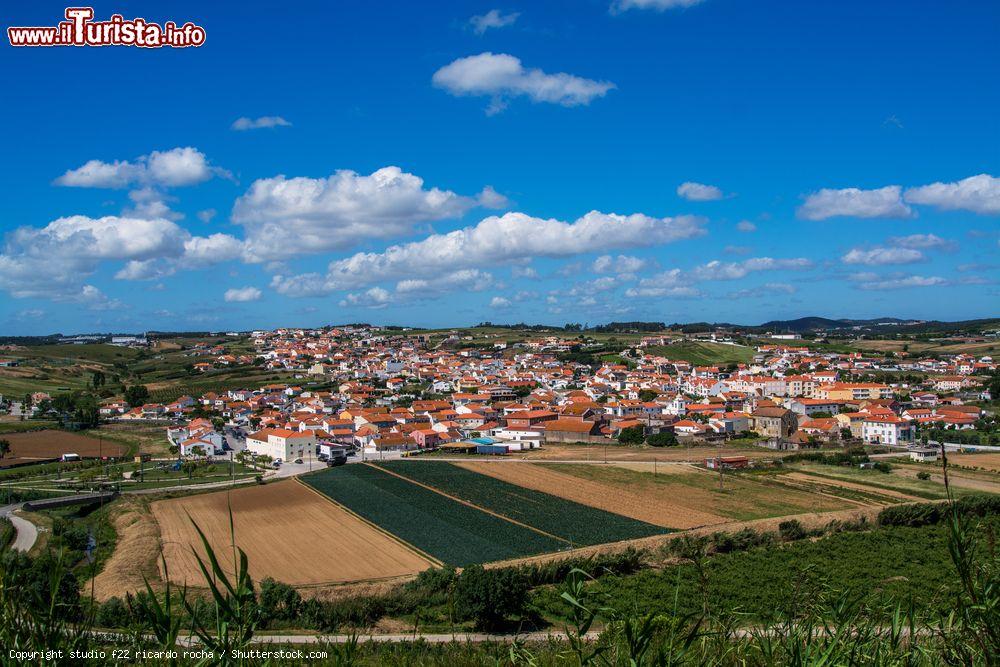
left=1, top=0, right=998, bottom=334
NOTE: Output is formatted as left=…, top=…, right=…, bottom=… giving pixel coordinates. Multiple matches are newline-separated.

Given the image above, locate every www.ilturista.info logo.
left=8, top=7, right=206, bottom=48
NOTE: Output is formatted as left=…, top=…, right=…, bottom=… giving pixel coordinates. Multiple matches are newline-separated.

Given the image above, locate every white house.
left=861, top=416, right=914, bottom=446
left=245, top=428, right=316, bottom=461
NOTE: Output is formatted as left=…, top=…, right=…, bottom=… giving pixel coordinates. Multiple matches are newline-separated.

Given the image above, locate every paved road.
left=0, top=502, right=38, bottom=552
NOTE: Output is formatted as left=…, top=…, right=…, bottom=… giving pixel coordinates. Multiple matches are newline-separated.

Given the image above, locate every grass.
left=642, top=341, right=755, bottom=366
left=549, top=463, right=852, bottom=521
left=530, top=517, right=1000, bottom=623
left=302, top=464, right=568, bottom=565
left=375, top=461, right=667, bottom=546
left=0, top=420, right=59, bottom=434
left=790, top=463, right=959, bottom=500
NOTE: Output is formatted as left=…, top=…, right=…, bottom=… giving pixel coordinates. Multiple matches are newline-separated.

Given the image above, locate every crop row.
left=376, top=461, right=667, bottom=546
left=302, top=464, right=566, bottom=566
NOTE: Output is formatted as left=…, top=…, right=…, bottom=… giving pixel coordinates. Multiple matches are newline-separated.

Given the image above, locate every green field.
left=642, top=341, right=755, bottom=365
left=531, top=516, right=1000, bottom=622
left=302, top=464, right=567, bottom=565
left=376, top=461, right=667, bottom=546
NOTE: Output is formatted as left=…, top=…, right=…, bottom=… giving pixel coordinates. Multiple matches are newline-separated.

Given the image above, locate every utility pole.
left=717, top=441, right=724, bottom=492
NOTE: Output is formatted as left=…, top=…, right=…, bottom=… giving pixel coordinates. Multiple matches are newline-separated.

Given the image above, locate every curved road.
left=0, top=502, right=38, bottom=552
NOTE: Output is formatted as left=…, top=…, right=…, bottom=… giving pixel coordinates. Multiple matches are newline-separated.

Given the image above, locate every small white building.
left=245, top=428, right=316, bottom=461
left=861, top=416, right=914, bottom=446
left=909, top=448, right=939, bottom=463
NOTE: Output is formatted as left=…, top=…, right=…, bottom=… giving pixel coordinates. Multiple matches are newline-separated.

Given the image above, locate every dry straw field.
left=152, top=480, right=434, bottom=587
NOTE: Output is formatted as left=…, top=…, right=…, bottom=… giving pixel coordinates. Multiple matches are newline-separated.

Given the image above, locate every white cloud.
left=224, top=286, right=262, bottom=302
left=477, top=185, right=510, bottom=209
left=197, top=209, right=217, bottom=223
left=0, top=214, right=245, bottom=299
left=797, top=185, right=913, bottom=221
left=394, top=269, right=494, bottom=296
left=888, top=233, right=956, bottom=251
left=182, top=234, right=245, bottom=264
left=432, top=53, right=615, bottom=113
left=231, top=116, right=292, bottom=131
left=469, top=9, right=519, bottom=34
left=689, top=257, right=813, bottom=281
left=841, top=247, right=924, bottom=266
left=233, top=166, right=481, bottom=261
left=736, top=220, right=756, bottom=232
left=903, top=174, right=1000, bottom=215
left=855, top=275, right=947, bottom=291
left=512, top=266, right=539, bottom=279
left=341, top=287, right=393, bottom=309
left=271, top=210, right=705, bottom=296
left=490, top=296, right=512, bottom=308
left=624, top=256, right=811, bottom=300
left=56, top=147, right=216, bottom=189
left=676, top=181, right=723, bottom=201
left=612, top=0, right=707, bottom=12
left=593, top=254, right=646, bottom=274
left=727, top=282, right=796, bottom=299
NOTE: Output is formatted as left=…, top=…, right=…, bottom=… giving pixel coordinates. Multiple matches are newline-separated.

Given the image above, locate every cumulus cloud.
left=224, top=286, right=262, bottom=302
left=0, top=214, right=244, bottom=298
left=270, top=210, right=705, bottom=296
left=469, top=9, right=519, bottom=34
left=736, top=220, right=756, bottom=233
left=623, top=256, right=811, bottom=300
left=888, top=233, right=956, bottom=251
left=677, top=181, right=723, bottom=201
left=233, top=166, right=482, bottom=261
left=727, top=282, right=796, bottom=299
left=593, top=254, right=646, bottom=274
left=797, top=185, right=913, bottom=221
left=477, top=185, right=510, bottom=209
left=231, top=116, right=292, bottom=131
left=432, top=53, right=615, bottom=113
left=490, top=296, right=512, bottom=308
left=340, top=287, right=394, bottom=309
left=841, top=246, right=924, bottom=266
left=689, top=257, right=813, bottom=281
left=55, top=147, right=217, bottom=189
left=612, top=0, right=706, bottom=12
left=855, top=275, right=947, bottom=291
left=903, top=174, right=1000, bottom=215
left=394, top=269, right=495, bottom=296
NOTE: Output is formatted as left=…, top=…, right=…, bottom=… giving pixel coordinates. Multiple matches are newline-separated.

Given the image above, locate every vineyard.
left=301, top=464, right=567, bottom=565
left=375, top=461, right=667, bottom=545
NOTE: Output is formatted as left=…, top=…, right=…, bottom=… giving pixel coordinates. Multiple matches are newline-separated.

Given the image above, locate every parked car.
left=293, top=458, right=303, bottom=464
left=272, top=461, right=281, bottom=469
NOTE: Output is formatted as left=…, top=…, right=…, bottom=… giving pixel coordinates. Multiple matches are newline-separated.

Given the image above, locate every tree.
left=453, top=565, right=529, bottom=629
left=916, top=471, right=931, bottom=481
left=637, top=389, right=659, bottom=402
left=168, top=445, right=179, bottom=458
left=181, top=461, right=198, bottom=479
left=647, top=431, right=678, bottom=447
left=258, top=578, right=302, bottom=621
left=190, top=446, right=206, bottom=458
left=91, top=371, right=106, bottom=388
left=0, top=439, right=10, bottom=459
left=618, top=426, right=645, bottom=446
left=123, top=385, right=150, bottom=408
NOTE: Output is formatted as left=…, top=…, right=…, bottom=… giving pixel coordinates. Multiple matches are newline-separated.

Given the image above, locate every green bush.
left=779, top=519, right=807, bottom=542
left=453, top=565, right=529, bottom=629
left=647, top=431, right=678, bottom=447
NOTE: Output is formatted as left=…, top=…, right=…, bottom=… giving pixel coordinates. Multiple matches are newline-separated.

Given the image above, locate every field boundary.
left=367, top=462, right=575, bottom=546
left=293, top=476, right=444, bottom=568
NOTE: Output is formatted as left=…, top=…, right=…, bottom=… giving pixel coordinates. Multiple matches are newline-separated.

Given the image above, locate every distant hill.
left=757, top=316, right=1000, bottom=334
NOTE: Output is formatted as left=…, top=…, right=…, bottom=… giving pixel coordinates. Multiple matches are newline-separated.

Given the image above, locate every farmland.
left=375, top=460, right=667, bottom=544
left=545, top=463, right=855, bottom=521
left=641, top=341, right=755, bottom=365
left=152, top=480, right=435, bottom=587
left=302, top=464, right=567, bottom=565
left=0, top=429, right=126, bottom=468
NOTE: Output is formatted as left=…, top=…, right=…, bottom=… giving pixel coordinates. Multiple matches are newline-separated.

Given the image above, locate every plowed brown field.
left=456, top=461, right=726, bottom=529
left=152, top=480, right=434, bottom=587
left=0, top=429, right=126, bottom=467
